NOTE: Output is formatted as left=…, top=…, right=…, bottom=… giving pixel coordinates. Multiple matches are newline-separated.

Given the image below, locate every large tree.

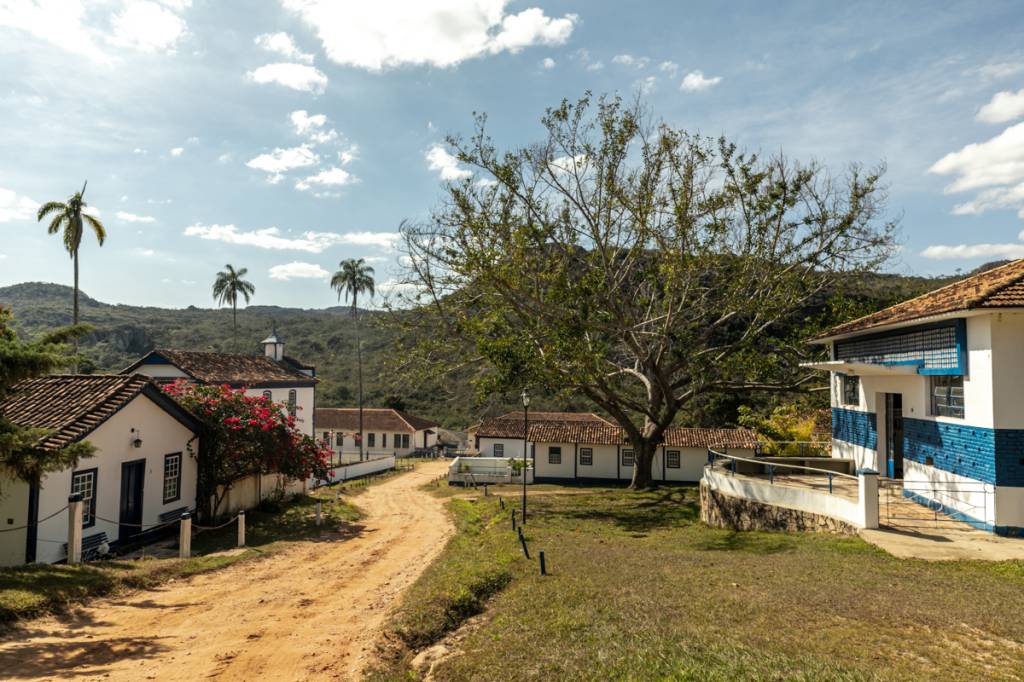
left=330, top=258, right=375, bottom=461
left=0, top=308, right=94, bottom=491
left=399, top=94, right=896, bottom=488
left=212, top=264, right=255, bottom=350
left=36, top=181, right=106, bottom=370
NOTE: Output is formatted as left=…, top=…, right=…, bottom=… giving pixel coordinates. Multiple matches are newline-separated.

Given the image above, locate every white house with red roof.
left=314, top=408, right=439, bottom=463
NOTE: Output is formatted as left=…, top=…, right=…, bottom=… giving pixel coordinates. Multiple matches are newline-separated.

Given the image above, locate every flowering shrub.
left=163, top=380, right=332, bottom=518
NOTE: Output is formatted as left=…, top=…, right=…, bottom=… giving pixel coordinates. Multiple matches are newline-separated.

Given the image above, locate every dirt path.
left=0, top=461, right=453, bottom=681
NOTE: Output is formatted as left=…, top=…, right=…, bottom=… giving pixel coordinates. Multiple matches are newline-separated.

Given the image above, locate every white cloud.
left=680, top=70, right=722, bottom=92
left=659, top=60, right=678, bottom=75
left=247, top=62, right=328, bottom=94
left=541, top=57, right=555, bottom=69
left=295, top=167, right=356, bottom=191
left=217, top=152, right=232, bottom=163
left=109, top=1, right=187, bottom=53
left=922, top=233, right=1024, bottom=260
left=586, top=61, right=604, bottom=71
left=548, top=154, right=587, bottom=175
left=184, top=223, right=399, bottom=252
left=246, top=145, right=319, bottom=174
left=0, top=187, right=38, bottom=222
left=170, top=146, right=184, bottom=157
left=135, top=247, right=156, bottom=257
left=269, top=261, right=329, bottom=280
left=635, top=75, right=656, bottom=95
left=133, top=147, right=148, bottom=154
left=82, top=205, right=101, bottom=218
left=929, top=121, right=1024, bottom=193
left=116, top=211, right=156, bottom=223
left=612, top=54, right=648, bottom=69
left=255, top=32, right=313, bottom=63
left=977, top=88, right=1024, bottom=124
left=290, top=109, right=338, bottom=144
left=0, top=0, right=110, bottom=62
left=977, top=61, right=1024, bottom=81
left=0, top=254, right=6, bottom=259
left=281, top=0, right=577, bottom=71
left=426, top=144, right=472, bottom=181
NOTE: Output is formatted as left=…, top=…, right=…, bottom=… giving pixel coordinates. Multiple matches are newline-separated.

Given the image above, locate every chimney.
left=261, top=323, right=285, bottom=361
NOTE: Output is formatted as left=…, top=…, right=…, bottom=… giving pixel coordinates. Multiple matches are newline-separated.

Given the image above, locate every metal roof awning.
left=800, top=360, right=922, bottom=376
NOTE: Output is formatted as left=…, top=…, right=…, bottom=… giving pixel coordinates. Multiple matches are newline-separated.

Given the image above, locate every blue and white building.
left=806, top=260, right=1024, bottom=535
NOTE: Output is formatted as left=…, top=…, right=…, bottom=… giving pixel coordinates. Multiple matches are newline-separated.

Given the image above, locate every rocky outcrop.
left=700, top=480, right=857, bottom=535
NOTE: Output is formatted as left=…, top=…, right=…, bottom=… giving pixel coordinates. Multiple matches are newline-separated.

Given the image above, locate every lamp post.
left=521, top=388, right=530, bottom=525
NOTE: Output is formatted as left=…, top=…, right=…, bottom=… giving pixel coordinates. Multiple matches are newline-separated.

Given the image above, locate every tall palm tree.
left=331, top=258, right=375, bottom=461
left=36, top=181, right=106, bottom=370
left=212, top=265, right=255, bottom=350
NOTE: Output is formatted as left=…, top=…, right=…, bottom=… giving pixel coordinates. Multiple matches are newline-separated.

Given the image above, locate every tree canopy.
left=398, top=94, right=896, bottom=487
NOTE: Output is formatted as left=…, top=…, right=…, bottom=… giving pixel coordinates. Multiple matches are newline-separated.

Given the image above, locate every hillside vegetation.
left=0, top=265, right=992, bottom=428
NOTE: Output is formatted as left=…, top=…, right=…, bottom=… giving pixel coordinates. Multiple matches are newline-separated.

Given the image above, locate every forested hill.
left=0, top=264, right=1001, bottom=428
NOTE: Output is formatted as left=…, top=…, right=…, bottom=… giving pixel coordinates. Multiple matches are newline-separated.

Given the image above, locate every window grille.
left=930, top=375, right=965, bottom=418
left=549, top=446, right=562, bottom=464
left=622, top=449, right=635, bottom=467
left=163, top=453, right=181, bottom=503
left=579, top=447, right=593, bottom=466
left=835, top=323, right=961, bottom=371
left=666, top=450, right=681, bottom=468
left=71, top=470, right=97, bottom=528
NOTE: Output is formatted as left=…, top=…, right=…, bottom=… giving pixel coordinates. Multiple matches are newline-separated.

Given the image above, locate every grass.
left=0, top=491, right=362, bottom=629
left=376, top=485, right=1024, bottom=681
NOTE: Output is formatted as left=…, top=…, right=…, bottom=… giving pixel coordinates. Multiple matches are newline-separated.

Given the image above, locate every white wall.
left=576, top=444, right=619, bottom=479
left=249, top=386, right=314, bottom=438
left=22, top=394, right=199, bottom=565
left=477, top=437, right=527, bottom=459
left=316, top=427, right=436, bottom=457
left=534, top=442, right=575, bottom=479
left=0, top=472, right=31, bottom=566
left=902, top=459, right=996, bottom=528
left=989, top=312, right=1024, bottom=429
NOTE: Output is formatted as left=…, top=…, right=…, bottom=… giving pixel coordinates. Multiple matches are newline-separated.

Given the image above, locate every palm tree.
left=36, top=181, right=106, bottom=370
left=212, top=265, right=255, bottom=350
left=331, top=258, right=375, bottom=461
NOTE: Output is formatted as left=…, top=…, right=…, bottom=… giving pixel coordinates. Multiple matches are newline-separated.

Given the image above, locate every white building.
left=125, top=328, right=317, bottom=503
left=0, top=374, right=202, bottom=566
left=473, top=411, right=757, bottom=482
left=314, top=408, right=439, bottom=463
left=804, top=260, right=1024, bottom=535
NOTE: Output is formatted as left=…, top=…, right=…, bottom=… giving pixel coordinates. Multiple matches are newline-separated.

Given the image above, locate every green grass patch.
left=0, top=492, right=361, bottom=629
left=380, top=484, right=1024, bottom=681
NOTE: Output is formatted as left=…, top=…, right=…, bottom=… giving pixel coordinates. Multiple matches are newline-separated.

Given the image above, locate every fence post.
left=315, top=500, right=323, bottom=527
left=539, top=550, right=547, bottom=575
left=857, top=468, right=880, bottom=530
left=67, top=494, right=83, bottom=565
left=179, top=512, right=192, bottom=559
left=237, top=510, right=246, bottom=547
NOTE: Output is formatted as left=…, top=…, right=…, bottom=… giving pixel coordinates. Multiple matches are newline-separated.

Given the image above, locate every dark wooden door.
left=885, top=393, right=904, bottom=478
left=119, top=460, right=146, bottom=542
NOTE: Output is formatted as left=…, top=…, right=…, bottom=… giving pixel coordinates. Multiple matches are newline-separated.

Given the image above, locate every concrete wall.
left=574, top=444, right=619, bottom=479
left=1, top=394, right=199, bottom=566
left=0, top=472, right=31, bottom=566
left=248, top=386, right=314, bottom=438
left=701, top=481, right=859, bottom=535
left=990, top=312, right=1024, bottom=429
left=477, top=437, right=527, bottom=459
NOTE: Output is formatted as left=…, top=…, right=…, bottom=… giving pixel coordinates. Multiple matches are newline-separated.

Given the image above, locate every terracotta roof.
left=475, top=413, right=756, bottom=449
left=0, top=374, right=200, bottom=451
left=817, top=259, right=1024, bottom=339
left=662, top=427, right=759, bottom=449
left=125, top=349, right=317, bottom=387
left=314, top=408, right=438, bottom=433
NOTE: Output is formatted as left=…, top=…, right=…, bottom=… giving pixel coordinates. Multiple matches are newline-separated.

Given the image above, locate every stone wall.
left=700, top=481, right=858, bottom=535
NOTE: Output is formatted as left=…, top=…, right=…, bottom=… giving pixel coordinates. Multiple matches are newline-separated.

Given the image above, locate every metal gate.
left=879, top=477, right=993, bottom=529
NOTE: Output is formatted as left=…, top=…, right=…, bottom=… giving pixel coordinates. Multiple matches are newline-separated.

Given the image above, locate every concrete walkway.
left=860, top=490, right=1024, bottom=561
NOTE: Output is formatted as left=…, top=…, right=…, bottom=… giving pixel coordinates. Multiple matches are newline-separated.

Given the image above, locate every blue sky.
left=2, top=0, right=1024, bottom=309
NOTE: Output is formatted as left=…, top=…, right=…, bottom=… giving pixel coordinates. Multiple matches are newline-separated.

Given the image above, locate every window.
left=579, top=447, right=593, bottom=466
left=382, top=433, right=388, bottom=448
left=287, top=389, right=297, bottom=417
left=930, top=375, right=965, bottom=419
left=163, top=453, right=182, bottom=503
left=262, top=390, right=272, bottom=400
left=368, top=433, right=376, bottom=448
left=335, top=432, right=343, bottom=446
left=402, top=434, right=410, bottom=449
left=840, top=375, right=860, bottom=406
left=666, top=450, right=681, bottom=468
left=622, top=449, right=635, bottom=467
left=493, top=443, right=504, bottom=457
left=71, top=469, right=97, bottom=528
left=548, top=446, right=562, bottom=464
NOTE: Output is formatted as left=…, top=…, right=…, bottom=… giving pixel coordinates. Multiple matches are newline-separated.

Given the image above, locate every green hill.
left=0, top=264, right=994, bottom=429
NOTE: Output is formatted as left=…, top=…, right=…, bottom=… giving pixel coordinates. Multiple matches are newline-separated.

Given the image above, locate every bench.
left=158, top=507, right=190, bottom=524
left=64, top=531, right=109, bottom=562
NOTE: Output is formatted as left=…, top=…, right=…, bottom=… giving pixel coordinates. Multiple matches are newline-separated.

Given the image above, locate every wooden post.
left=237, top=510, right=246, bottom=547
left=67, top=494, right=83, bottom=565
left=179, top=512, right=192, bottom=559
left=539, top=550, right=547, bottom=576
left=315, top=500, right=323, bottom=527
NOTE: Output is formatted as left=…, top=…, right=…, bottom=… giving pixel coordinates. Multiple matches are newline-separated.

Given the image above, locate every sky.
left=2, top=0, right=1024, bottom=310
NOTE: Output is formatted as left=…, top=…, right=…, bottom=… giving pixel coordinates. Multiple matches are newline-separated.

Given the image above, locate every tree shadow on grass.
left=695, top=530, right=798, bottom=555
left=552, top=486, right=701, bottom=534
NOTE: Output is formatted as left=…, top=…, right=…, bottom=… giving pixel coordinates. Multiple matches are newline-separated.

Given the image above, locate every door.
left=885, top=393, right=904, bottom=478
left=25, top=483, right=39, bottom=563
left=119, top=460, right=146, bottom=543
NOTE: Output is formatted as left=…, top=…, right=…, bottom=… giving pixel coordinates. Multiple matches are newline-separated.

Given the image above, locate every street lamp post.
left=521, top=388, right=530, bottom=525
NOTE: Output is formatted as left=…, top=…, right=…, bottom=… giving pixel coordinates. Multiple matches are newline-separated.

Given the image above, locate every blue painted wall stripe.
left=832, top=407, right=877, bottom=451
left=902, top=418, right=1024, bottom=486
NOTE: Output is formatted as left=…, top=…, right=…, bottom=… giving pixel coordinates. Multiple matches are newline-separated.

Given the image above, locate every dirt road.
left=0, top=461, right=453, bottom=681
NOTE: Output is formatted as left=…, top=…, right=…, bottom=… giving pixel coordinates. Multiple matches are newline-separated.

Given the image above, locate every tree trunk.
left=232, top=302, right=237, bottom=351
left=355, top=297, right=364, bottom=462
left=72, top=249, right=80, bottom=373
left=629, top=440, right=658, bottom=489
